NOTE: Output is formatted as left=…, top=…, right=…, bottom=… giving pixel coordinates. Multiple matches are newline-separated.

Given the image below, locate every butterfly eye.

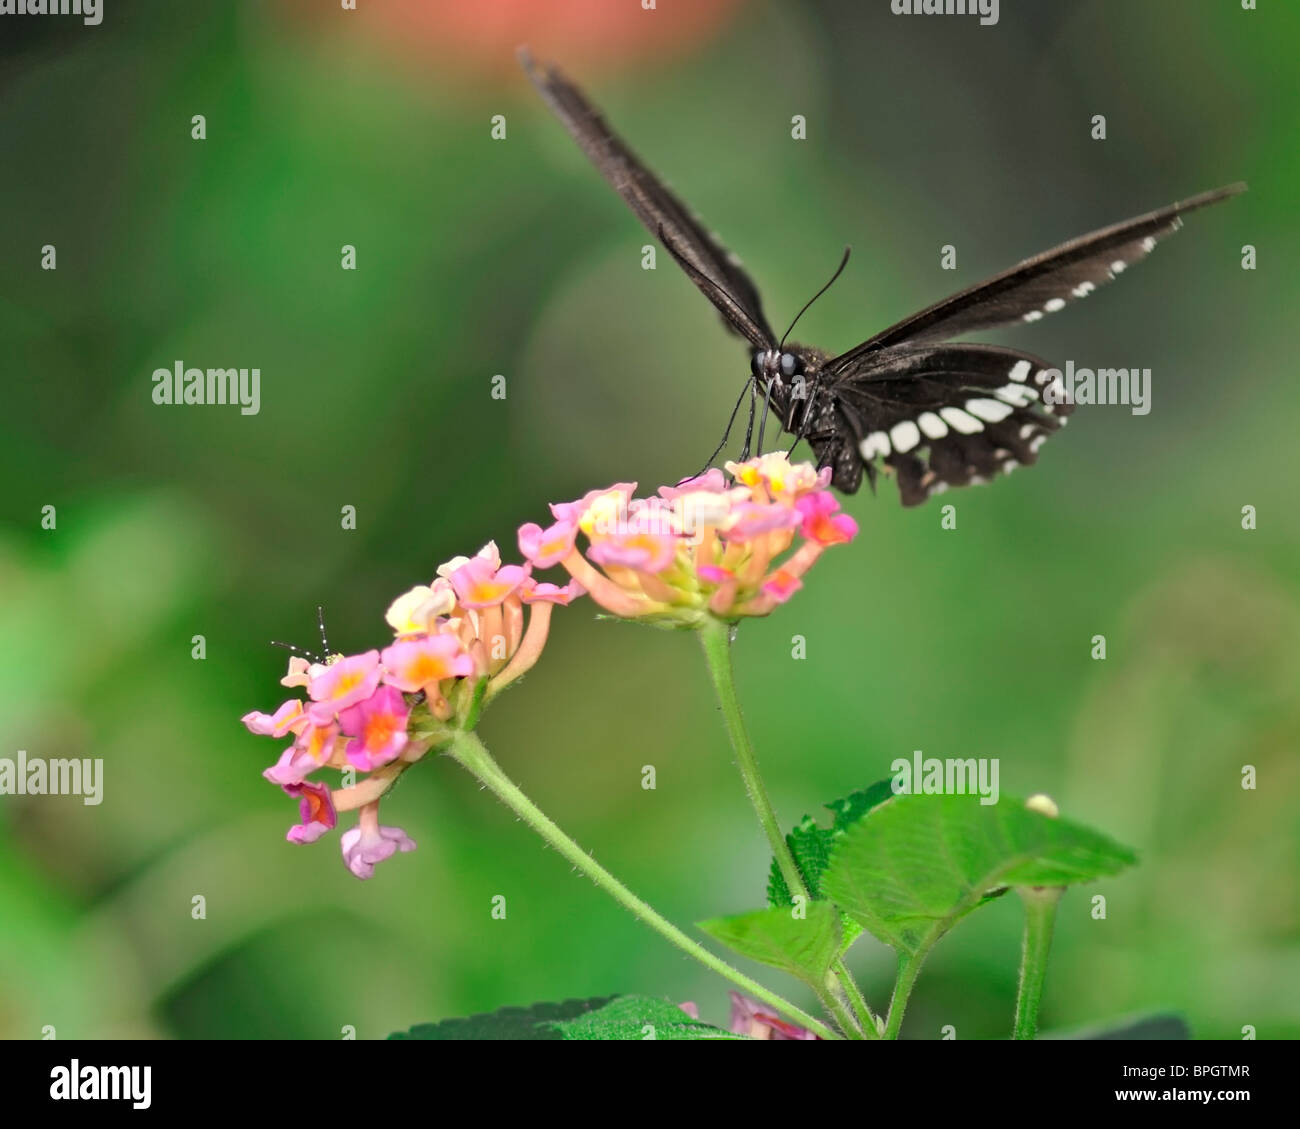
left=780, top=352, right=800, bottom=377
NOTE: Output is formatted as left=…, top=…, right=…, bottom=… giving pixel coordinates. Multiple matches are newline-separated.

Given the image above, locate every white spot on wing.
left=1023, top=310, right=1044, bottom=323
left=1044, top=298, right=1066, bottom=313
left=1111, top=259, right=1127, bottom=273
left=966, top=398, right=1014, bottom=423
left=996, top=384, right=1038, bottom=407
left=1009, top=360, right=1032, bottom=383
left=890, top=420, right=921, bottom=453
left=917, top=411, right=948, bottom=439
left=940, top=406, right=983, bottom=434
left=859, top=432, right=890, bottom=460
left=1141, top=236, right=1156, bottom=252
left=1072, top=281, right=1096, bottom=298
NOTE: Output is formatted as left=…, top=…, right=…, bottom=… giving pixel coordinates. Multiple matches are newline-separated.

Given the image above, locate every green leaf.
left=1043, top=1012, right=1192, bottom=1040
left=824, top=779, right=897, bottom=833
left=550, top=995, right=742, bottom=1040
left=821, top=793, right=1137, bottom=958
left=766, top=780, right=895, bottom=907
left=388, top=996, right=615, bottom=1040
left=697, top=903, right=840, bottom=988
left=767, top=814, right=833, bottom=906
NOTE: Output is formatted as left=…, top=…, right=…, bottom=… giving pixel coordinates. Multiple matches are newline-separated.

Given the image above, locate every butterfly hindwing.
left=520, top=51, right=1245, bottom=507
left=520, top=49, right=776, bottom=347
left=826, top=183, right=1247, bottom=372
left=831, top=344, right=1071, bottom=506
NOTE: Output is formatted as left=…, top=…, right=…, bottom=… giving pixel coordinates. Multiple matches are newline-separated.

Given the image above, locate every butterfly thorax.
left=749, top=344, right=865, bottom=493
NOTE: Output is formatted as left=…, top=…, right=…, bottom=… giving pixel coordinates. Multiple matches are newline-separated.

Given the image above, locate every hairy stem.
left=1012, top=886, right=1064, bottom=1040
left=446, top=728, right=838, bottom=1040
left=697, top=616, right=876, bottom=1038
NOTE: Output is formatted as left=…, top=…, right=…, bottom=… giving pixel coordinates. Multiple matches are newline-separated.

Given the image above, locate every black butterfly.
left=520, top=49, right=1245, bottom=506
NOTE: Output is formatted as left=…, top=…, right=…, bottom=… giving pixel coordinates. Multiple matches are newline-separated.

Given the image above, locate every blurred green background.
left=1, top=0, right=1297, bottom=1040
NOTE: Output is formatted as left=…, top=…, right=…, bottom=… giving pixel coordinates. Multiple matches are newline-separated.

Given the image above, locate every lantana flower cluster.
left=243, top=454, right=856, bottom=878
left=518, top=452, right=857, bottom=625
left=242, top=541, right=579, bottom=878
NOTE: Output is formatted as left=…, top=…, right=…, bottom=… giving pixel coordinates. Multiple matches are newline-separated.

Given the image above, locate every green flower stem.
left=1012, top=886, right=1064, bottom=1040
left=696, top=616, right=877, bottom=1039
left=819, top=983, right=864, bottom=1041
left=835, top=957, right=879, bottom=1034
left=445, top=728, right=839, bottom=1041
left=882, top=953, right=924, bottom=1040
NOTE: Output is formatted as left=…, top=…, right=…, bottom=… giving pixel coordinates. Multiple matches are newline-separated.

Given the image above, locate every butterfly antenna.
left=316, top=606, right=330, bottom=655
left=779, top=246, right=851, bottom=350
left=270, top=639, right=323, bottom=665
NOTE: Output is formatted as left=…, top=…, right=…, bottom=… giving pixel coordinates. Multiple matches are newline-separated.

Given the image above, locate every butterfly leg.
left=739, top=378, right=759, bottom=461
left=680, top=377, right=753, bottom=485
left=785, top=369, right=825, bottom=462
left=755, top=378, right=775, bottom=456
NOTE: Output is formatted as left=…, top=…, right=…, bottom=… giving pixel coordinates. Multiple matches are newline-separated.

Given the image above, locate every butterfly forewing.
left=826, top=183, right=1246, bottom=372
left=520, top=50, right=1245, bottom=508
left=831, top=344, right=1071, bottom=506
left=520, top=49, right=776, bottom=347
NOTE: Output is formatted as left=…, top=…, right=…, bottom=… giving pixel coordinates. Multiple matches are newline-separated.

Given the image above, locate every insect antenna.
left=270, top=606, right=334, bottom=667
left=270, top=639, right=324, bottom=665
left=779, top=246, right=851, bottom=350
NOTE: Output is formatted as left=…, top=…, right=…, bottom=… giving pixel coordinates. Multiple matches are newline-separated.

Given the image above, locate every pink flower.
left=517, top=518, right=578, bottom=568
left=723, top=501, right=801, bottom=541
left=280, top=656, right=318, bottom=689
left=657, top=468, right=728, bottom=499
left=587, top=529, right=677, bottom=573
left=248, top=536, right=580, bottom=874
left=308, top=651, right=382, bottom=716
left=519, top=577, right=585, bottom=605
left=761, top=568, right=803, bottom=604
left=549, top=482, right=637, bottom=525
left=294, top=717, right=342, bottom=772
left=525, top=453, right=856, bottom=624
left=381, top=635, right=474, bottom=693
left=242, top=699, right=305, bottom=738
left=284, top=780, right=337, bottom=844
left=341, top=803, right=416, bottom=879
left=795, top=491, right=858, bottom=546
left=728, top=992, right=819, bottom=1040
left=449, top=556, right=531, bottom=609
left=264, top=741, right=323, bottom=788
left=338, top=686, right=410, bottom=771
left=436, top=539, right=502, bottom=580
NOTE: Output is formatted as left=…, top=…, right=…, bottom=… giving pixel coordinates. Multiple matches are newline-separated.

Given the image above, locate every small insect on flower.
left=244, top=545, right=582, bottom=879
left=270, top=605, right=343, bottom=668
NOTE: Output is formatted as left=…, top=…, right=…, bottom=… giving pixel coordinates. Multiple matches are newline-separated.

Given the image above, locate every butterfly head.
left=751, top=348, right=804, bottom=385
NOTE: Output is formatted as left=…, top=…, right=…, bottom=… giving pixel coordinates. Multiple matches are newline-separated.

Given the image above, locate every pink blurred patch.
left=278, top=0, right=751, bottom=77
